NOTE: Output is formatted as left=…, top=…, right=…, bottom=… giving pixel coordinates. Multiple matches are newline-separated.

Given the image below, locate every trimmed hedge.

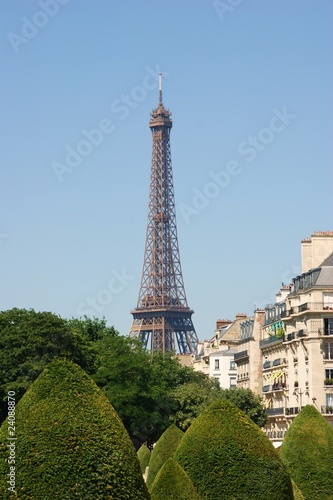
left=150, top=458, right=200, bottom=500
left=138, top=444, right=151, bottom=474
left=0, top=358, right=150, bottom=499
left=146, top=424, right=183, bottom=488
left=280, top=405, right=333, bottom=499
left=292, top=479, right=305, bottom=500
left=174, top=399, right=293, bottom=499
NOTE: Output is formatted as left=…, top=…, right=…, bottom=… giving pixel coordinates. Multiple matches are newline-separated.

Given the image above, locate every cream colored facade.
left=301, top=231, right=333, bottom=273
left=194, top=232, right=333, bottom=447
left=259, top=237, right=333, bottom=445
left=235, top=310, right=265, bottom=394
left=192, top=315, right=246, bottom=389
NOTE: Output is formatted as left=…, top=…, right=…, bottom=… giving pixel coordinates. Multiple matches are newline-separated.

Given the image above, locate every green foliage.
left=174, top=399, right=293, bottom=500
left=291, top=479, right=305, bottom=500
left=147, top=424, right=183, bottom=488
left=94, top=345, right=218, bottom=445
left=93, top=333, right=169, bottom=445
left=67, top=315, right=119, bottom=342
left=0, top=358, right=149, bottom=499
left=218, top=387, right=268, bottom=427
left=0, top=308, right=97, bottom=423
left=138, top=444, right=151, bottom=474
left=169, top=381, right=218, bottom=431
left=150, top=458, right=200, bottom=500
left=280, top=405, right=333, bottom=500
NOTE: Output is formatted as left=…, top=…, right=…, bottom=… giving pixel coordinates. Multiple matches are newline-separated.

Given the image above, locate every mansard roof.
left=319, top=251, right=333, bottom=267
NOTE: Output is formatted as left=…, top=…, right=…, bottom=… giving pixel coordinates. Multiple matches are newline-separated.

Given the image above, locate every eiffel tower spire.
left=129, top=76, right=199, bottom=355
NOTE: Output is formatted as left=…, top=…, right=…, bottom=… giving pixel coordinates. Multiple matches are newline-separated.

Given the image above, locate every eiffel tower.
left=129, top=76, right=199, bottom=355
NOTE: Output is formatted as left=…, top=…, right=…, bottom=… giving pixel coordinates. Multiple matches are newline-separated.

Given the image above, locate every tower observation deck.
left=129, top=76, right=199, bottom=355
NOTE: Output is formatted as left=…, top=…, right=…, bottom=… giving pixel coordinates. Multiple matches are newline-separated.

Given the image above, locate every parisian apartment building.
left=193, top=231, right=333, bottom=447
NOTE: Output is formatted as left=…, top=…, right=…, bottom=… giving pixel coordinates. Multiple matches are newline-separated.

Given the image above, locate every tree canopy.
left=0, top=308, right=97, bottom=423
left=0, top=309, right=267, bottom=445
left=175, top=399, right=293, bottom=499
left=0, top=358, right=149, bottom=499
left=150, top=458, right=200, bottom=500
left=280, top=405, right=333, bottom=499
left=146, top=424, right=183, bottom=488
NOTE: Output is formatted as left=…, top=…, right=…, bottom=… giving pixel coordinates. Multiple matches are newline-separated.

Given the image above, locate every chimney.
left=235, top=313, right=247, bottom=321
left=216, top=319, right=233, bottom=329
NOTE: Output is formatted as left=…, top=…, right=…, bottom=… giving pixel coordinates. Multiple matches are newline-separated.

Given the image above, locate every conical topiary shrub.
left=0, top=358, right=150, bottom=499
left=146, top=424, right=183, bottom=488
left=150, top=457, right=200, bottom=500
left=138, top=444, right=151, bottom=474
left=280, top=405, right=333, bottom=499
left=291, top=479, right=305, bottom=500
left=174, top=399, right=293, bottom=499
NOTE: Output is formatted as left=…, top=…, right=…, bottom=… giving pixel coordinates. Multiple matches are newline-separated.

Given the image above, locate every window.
left=326, top=394, right=333, bottom=406
left=324, top=318, right=333, bottom=336
left=214, top=359, right=220, bottom=370
left=230, top=377, right=236, bottom=388
left=323, top=293, right=333, bottom=309
left=230, top=361, right=236, bottom=370
left=325, top=369, right=333, bottom=379
left=323, top=343, right=333, bottom=360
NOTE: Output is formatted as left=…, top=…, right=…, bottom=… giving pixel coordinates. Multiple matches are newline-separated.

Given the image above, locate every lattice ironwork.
left=129, top=77, right=198, bottom=355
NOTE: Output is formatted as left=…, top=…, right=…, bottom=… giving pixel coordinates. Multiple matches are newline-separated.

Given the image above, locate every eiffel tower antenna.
left=159, top=73, right=163, bottom=103
left=129, top=78, right=199, bottom=355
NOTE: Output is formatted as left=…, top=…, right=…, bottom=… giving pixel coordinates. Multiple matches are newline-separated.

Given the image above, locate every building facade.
left=194, top=232, right=333, bottom=446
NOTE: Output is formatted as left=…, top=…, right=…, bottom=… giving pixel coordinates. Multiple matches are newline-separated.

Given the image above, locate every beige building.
left=193, top=315, right=247, bottom=388
left=259, top=233, right=333, bottom=445
left=235, top=309, right=265, bottom=395
left=194, top=231, right=333, bottom=447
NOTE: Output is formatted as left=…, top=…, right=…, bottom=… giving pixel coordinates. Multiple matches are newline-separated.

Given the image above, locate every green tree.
left=137, top=444, right=151, bottom=474
left=169, top=381, right=219, bottom=431
left=175, top=399, right=293, bottom=500
left=93, top=333, right=167, bottom=445
left=280, top=405, right=333, bottom=499
left=218, top=387, right=268, bottom=427
left=0, top=358, right=150, bottom=499
left=0, top=308, right=96, bottom=424
left=146, top=424, right=183, bottom=488
left=67, top=315, right=118, bottom=342
left=150, top=458, right=200, bottom=500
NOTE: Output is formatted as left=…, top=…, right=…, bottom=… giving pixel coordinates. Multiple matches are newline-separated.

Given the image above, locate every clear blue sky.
left=1, top=0, right=332, bottom=341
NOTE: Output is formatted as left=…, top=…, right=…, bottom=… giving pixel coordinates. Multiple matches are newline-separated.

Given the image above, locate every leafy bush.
left=0, top=358, right=149, bottom=499
left=280, top=405, right=333, bottom=499
left=0, top=308, right=97, bottom=423
left=138, top=444, right=151, bottom=474
left=291, top=479, right=305, bottom=499
left=150, top=458, right=200, bottom=500
left=147, top=424, right=183, bottom=488
left=174, top=399, right=293, bottom=499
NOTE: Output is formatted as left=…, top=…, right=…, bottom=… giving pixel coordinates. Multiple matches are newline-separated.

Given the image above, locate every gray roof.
left=209, top=348, right=237, bottom=357
left=315, top=266, right=333, bottom=286
left=319, top=252, right=333, bottom=267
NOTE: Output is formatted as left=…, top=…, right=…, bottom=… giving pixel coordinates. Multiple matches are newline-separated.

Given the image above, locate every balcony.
left=234, top=350, right=249, bottom=362
left=286, top=407, right=303, bottom=416
left=272, top=358, right=286, bottom=366
left=272, top=382, right=286, bottom=391
left=283, top=303, right=333, bottom=317
left=321, top=406, right=333, bottom=414
left=267, top=407, right=285, bottom=416
left=298, top=303, right=309, bottom=313
left=259, top=335, right=283, bottom=349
